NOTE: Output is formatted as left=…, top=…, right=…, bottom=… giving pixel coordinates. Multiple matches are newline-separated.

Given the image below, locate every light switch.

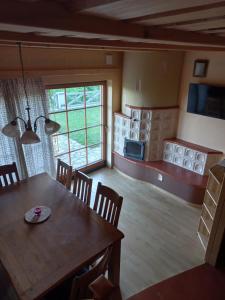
left=106, top=54, right=113, bottom=65
left=136, top=79, right=142, bottom=92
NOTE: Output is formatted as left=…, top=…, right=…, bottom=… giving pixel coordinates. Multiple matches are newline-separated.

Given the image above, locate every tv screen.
left=187, top=83, right=225, bottom=120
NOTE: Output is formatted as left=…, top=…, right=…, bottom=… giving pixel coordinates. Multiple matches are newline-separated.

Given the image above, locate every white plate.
left=24, top=206, right=51, bottom=224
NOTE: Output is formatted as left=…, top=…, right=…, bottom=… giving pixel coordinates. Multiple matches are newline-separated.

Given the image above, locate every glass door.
left=46, top=82, right=106, bottom=171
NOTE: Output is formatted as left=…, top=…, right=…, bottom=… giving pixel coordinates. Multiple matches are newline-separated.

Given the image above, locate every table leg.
left=108, top=239, right=121, bottom=286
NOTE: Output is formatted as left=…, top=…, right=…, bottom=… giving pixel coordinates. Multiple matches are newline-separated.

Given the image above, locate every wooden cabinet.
left=198, top=161, right=225, bottom=265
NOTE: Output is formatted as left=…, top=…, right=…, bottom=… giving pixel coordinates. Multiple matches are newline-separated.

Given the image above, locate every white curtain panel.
left=0, top=77, right=55, bottom=178
left=0, top=94, right=27, bottom=179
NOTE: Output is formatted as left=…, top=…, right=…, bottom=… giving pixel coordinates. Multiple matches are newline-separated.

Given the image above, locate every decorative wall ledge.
left=113, top=152, right=208, bottom=204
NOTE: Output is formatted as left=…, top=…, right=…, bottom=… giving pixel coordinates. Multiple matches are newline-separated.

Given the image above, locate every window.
left=46, top=82, right=106, bottom=170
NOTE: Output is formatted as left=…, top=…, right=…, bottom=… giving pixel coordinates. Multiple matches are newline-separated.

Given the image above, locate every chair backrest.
left=69, top=247, right=112, bottom=300
left=0, top=162, right=20, bottom=187
left=72, top=170, right=93, bottom=206
left=56, top=159, right=73, bottom=190
left=93, top=182, right=123, bottom=228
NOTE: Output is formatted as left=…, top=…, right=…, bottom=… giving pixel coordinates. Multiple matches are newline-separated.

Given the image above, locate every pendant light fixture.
left=1, top=42, right=60, bottom=144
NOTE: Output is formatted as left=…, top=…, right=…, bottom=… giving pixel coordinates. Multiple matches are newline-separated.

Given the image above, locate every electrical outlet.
left=157, top=173, right=163, bottom=181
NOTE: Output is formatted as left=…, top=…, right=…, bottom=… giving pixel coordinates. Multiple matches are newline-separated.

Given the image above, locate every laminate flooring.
left=90, top=167, right=205, bottom=299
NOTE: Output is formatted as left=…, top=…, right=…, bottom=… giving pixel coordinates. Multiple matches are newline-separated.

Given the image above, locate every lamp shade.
left=21, top=129, right=40, bottom=144
left=45, top=119, right=60, bottom=135
left=2, top=122, right=20, bottom=138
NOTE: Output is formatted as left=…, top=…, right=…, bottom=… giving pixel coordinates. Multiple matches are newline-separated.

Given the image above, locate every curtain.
left=0, top=77, right=55, bottom=178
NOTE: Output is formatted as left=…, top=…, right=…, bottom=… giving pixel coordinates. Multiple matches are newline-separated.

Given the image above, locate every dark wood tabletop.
left=0, top=173, right=124, bottom=300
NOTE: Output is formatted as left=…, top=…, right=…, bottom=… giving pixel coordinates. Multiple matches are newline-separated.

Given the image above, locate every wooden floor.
left=90, top=167, right=205, bottom=299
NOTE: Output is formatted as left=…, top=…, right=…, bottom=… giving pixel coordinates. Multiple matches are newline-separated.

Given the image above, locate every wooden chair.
left=0, top=261, right=19, bottom=300
left=72, top=170, right=93, bottom=206
left=93, top=182, right=123, bottom=228
left=69, top=247, right=112, bottom=300
left=0, top=162, right=20, bottom=187
left=56, top=159, right=73, bottom=190
left=89, top=275, right=122, bottom=300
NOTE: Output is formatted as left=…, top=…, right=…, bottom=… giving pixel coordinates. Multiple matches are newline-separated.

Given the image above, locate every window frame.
left=45, top=81, right=107, bottom=172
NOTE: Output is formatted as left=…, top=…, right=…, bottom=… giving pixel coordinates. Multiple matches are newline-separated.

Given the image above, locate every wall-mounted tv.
left=187, top=83, right=225, bottom=120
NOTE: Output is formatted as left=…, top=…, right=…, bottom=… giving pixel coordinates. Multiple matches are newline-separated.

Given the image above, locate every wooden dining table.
left=0, top=173, right=124, bottom=300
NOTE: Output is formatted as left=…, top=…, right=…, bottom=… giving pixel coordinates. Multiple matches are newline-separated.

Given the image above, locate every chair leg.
left=108, top=240, right=121, bottom=286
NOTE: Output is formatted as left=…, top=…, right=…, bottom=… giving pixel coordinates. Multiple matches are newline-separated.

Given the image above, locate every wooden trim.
left=114, top=112, right=131, bottom=119
left=64, top=88, right=72, bottom=166
left=125, top=1, right=225, bottom=22
left=125, top=104, right=179, bottom=110
left=46, top=81, right=106, bottom=90
left=79, top=160, right=106, bottom=174
left=102, top=81, right=107, bottom=163
left=46, top=105, right=102, bottom=116
left=54, top=143, right=102, bottom=157
left=84, top=87, right=88, bottom=166
left=2, top=32, right=225, bottom=52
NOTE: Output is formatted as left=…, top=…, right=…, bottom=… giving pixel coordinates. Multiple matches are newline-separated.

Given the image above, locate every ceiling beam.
left=202, top=26, right=225, bottom=33
left=1, top=1, right=225, bottom=46
left=69, top=0, right=122, bottom=11
left=160, top=15, right=225, bottom=28
left=3, top=0, right=122, bottom=12
left=144, top=26, right=225, bottom=45
left=1, top=31, right=225, bottom=52
left=125, top=1, right=225, bottom=23
left=0, top=0, right=69, bottom=19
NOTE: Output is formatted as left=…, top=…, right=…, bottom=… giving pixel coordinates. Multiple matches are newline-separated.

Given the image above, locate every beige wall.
left=0, top=46, right=122, bottom=71
left=121, top=51, right=184, bottom=112
left=0, top=45, right=123, bottom=166
left=177, top=51, right=225, bottom=153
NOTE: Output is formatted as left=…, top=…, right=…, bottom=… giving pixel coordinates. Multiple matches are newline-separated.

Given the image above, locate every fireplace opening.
left=124, top=138, right=145, bottom=160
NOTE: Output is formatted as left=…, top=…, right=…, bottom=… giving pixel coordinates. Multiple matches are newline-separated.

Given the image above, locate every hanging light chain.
left=1, top=42, right=61, bottom=144
left=17, top=42, right=29, bottom=108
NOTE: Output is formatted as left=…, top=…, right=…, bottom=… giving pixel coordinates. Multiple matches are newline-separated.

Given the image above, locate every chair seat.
left=89, top=275, right=122, bottom=300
